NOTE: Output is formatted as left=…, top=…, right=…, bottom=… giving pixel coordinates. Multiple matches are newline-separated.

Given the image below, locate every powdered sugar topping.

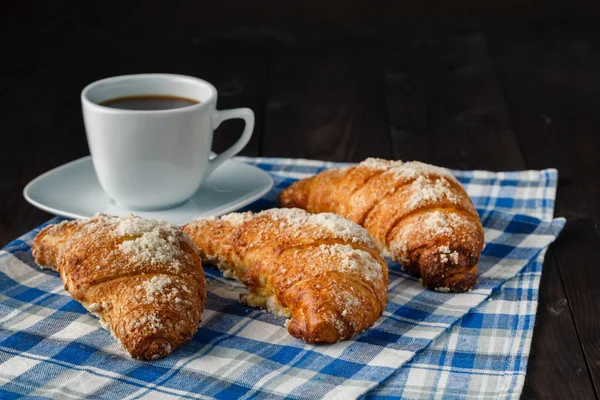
left=70, top=214, right=190, bottom=270
left=390, top=211, right=475, bottom=264
left=119, top=230, right=183, bottom=269
left=114, top=214, right=171, bottom=237
left=389, top=240, right=410, bottom=264
left=438, top=245, right=451, bottom=253
left=136, top=275, right=180, bottom=303
left=220, top=212, right=253, bottom=226
left=390, top=161, right=455, bottom=181
left=360, top=158, right=456, bottom=182
left=360, top=158, right=403, bottom=170
left=260, top=208, right=375, bottom=245
left=422, top=211, right=456, bottom=237
left=316, top=243, right=384, bottom=282
left=101, top=214, right=187, bottom=269
left=438, top=245, right=460, bottom=265
left=132, top=313, right=164, bottom=333
left=407, top=176, right=459, bottom=208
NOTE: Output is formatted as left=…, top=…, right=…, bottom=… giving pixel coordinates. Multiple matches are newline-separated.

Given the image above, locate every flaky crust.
left=279, top=158, right=485, bottom=292
left=32, top=214, right=206, bottom=360
left=33, top=220, right=85, bottom=270
left=183, top=208, right=388, bottom=344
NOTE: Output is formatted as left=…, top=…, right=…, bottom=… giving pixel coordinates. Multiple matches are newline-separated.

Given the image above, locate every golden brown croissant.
left=32, top=214, right=206, bottom=360
left=183, top=208, right=388, bottom=343
left=279, top=158, right=484, bottom=292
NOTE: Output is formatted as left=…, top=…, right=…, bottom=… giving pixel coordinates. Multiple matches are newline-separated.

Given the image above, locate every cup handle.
left=207, top=107, right=255, bottom=176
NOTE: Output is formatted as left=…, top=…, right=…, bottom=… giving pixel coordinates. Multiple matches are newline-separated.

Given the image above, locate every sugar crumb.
left=119, top=229, right=183, bottom=269
left=114, top=213, right=171, bottom=237
left=220, top=212, right=253, bottom=226
left=137, top=275, right=179, bottom=303
left=407, top=176, right=458, bottom=208
left=316, top=243, right=384, bottom=282
left=264, top=208, right=375, bottom=245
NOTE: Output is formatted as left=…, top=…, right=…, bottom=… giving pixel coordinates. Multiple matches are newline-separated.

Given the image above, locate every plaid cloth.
left=0, top=157, right=564, bottom=399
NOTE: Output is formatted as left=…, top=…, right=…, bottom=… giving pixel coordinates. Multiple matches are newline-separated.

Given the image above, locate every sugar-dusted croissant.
left=183, top=208, right=388, bottom=343
left=32, top=214, right=206, bottom=360
left=279, top=158, right=484, bottom=292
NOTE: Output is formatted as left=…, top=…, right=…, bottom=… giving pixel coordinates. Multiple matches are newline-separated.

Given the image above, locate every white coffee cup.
left=81, top=73, right=254, bottom=211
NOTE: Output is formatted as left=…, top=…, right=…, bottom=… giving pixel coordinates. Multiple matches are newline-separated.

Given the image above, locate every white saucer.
left=24, top=156, right=273, bottom=225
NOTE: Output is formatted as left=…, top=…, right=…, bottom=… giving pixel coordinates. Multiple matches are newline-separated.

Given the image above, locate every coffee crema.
left=100, top=95, right=200, bottom=110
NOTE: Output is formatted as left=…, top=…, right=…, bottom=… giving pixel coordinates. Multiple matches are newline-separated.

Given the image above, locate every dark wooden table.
left=1, top=19, right=598, bottom=399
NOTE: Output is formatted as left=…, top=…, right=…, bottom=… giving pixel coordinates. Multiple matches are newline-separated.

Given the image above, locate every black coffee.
left=100, top=95, right=200, bottom=110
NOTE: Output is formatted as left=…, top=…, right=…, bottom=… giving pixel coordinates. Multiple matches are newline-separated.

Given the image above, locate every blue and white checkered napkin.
left=0, top=157, right=564, bottom=399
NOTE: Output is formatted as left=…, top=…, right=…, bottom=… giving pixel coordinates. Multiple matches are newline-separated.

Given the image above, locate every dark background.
left=2, top=2, right=600, bottom=399
left=4, top=0, right=600, bottom=21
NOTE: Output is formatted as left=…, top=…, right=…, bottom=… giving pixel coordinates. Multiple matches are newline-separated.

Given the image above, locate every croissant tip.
left=131, top=337, right=176, bottom=361
left=287, top=315, right=351, bottom=344
left=422, top=270, right=478, bottom=293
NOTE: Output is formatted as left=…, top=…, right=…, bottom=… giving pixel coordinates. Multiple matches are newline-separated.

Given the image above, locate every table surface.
left=1, top=19, right=598, bottom=399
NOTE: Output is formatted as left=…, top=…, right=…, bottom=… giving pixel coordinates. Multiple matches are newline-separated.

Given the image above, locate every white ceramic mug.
left=81, top=73, right=254, bottom=211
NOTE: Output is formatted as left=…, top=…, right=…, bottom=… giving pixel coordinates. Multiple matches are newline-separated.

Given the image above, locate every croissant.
left=183, top=208, right=388, bottom=343
left=279, top=158, right=484, bottom=292
left=32, top=214, right=206, bottom=360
